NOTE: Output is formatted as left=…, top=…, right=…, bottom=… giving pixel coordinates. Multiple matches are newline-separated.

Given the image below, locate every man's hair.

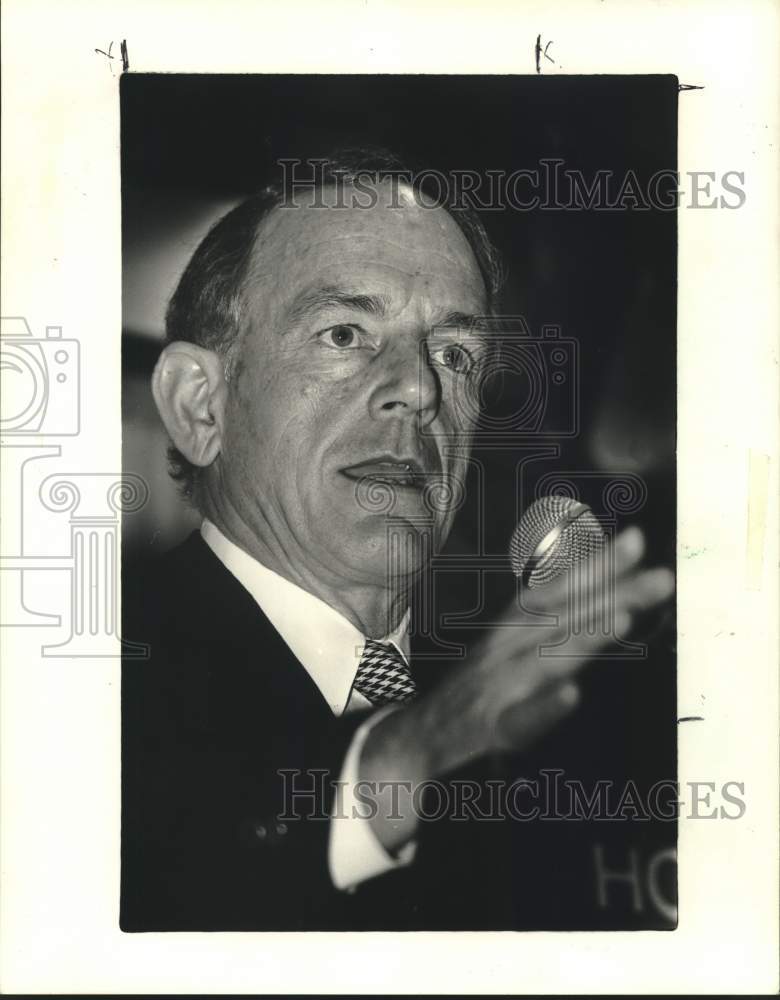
left=163, top=148, right=503, bottom=503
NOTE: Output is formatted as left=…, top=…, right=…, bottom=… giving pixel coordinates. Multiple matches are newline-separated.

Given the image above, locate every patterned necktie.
left=352, top=638, right=417, bottom=706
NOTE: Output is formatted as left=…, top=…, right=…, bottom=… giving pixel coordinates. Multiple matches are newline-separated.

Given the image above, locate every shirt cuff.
left=328, top=706, right=417, bottom=892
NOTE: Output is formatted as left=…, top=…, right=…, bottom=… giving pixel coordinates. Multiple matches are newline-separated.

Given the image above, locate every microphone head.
left=509, top=494, right=605, bottom=587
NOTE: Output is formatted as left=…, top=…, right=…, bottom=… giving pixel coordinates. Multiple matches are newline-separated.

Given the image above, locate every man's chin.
left=334, top=518, right=432, bottom=582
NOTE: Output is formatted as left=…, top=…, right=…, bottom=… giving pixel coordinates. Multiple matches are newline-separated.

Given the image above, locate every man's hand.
left=359, top=525, right=674, bottom=853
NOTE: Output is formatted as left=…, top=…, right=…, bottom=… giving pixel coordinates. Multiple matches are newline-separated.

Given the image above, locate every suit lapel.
left=164, top=532, right=338, bottom=726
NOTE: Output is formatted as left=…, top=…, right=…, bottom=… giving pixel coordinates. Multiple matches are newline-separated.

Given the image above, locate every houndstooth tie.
left=352, top=638, right=417, bottom=706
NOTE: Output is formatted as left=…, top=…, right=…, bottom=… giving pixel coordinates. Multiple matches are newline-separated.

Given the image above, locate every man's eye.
left=319, top=324, right=360, bottom=348
left=431, top=343, right=475, bottom=374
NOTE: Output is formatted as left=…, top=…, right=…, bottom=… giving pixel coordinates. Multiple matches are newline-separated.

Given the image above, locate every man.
left=121, top=151, right=673, bottom=930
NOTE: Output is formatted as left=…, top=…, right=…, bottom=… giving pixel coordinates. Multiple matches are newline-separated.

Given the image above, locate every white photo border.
left=1, top=0, right=778, bottom=993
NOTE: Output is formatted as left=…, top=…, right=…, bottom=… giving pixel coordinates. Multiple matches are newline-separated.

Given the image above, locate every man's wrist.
left=358, top=701, right=432, bottom=854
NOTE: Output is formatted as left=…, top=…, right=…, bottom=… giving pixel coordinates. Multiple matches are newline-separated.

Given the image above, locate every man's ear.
left=151, top=341, right=229, bottom=469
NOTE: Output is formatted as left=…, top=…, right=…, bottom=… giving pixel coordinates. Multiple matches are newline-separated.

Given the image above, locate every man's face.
left=215, top=182, right=488, bottom=591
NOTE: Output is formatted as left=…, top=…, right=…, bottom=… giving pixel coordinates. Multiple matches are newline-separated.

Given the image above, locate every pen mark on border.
left=535, top=35, right=556, bottom=74
left=94, top=39, right=129, bottom=73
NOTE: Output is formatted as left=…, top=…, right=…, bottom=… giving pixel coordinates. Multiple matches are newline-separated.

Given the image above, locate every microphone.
left=509, top=495, right=605, bottom=588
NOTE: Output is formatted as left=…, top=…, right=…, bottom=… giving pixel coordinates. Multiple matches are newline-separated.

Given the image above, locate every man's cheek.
left=438, top=390, right=473, bottom=434
left=300, top=372, right=359, bottom=417
left=300, top=379, right=327, bottom=412
left=276, top=342, right=369, bottom=382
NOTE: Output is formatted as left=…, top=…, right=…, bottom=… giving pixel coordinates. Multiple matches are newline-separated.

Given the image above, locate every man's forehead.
left=251, top=183, right=485, bottom=299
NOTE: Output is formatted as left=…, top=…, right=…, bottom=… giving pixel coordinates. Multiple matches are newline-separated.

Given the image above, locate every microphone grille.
left=509, top=494, right=605, bottom=587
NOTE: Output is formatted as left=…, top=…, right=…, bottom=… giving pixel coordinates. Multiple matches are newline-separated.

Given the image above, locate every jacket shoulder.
left=123, top=530, right=256, bottom=638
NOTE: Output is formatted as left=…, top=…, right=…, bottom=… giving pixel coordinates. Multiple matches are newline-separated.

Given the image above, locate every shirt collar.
left=200, top=519, right=410, bottom=716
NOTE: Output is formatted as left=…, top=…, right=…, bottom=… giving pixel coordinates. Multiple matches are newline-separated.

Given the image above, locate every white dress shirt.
left=201, top=518, right=416, bottom=890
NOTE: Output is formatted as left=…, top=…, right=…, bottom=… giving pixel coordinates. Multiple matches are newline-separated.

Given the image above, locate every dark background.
left=122, top=74, right=677, bottom=928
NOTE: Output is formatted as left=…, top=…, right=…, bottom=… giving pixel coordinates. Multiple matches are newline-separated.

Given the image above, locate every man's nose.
left=368, top=339, right=440, bottom=427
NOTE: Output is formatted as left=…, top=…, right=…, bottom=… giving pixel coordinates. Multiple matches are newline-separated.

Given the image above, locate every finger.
left=511, top=567, right=675, bottom=682
left=507, top=617, right=624, bottom=684
left=610, top=567, right=675, bottom=640
left=487, top=562, right=670, bottom=663
left=495, top=681, right=580, bottom=752
left=561, top=563, right=676, bottom=635
left=523, top=525, right=646, bottom=613
left=619, top=566, right=675, bottom=614
left=493, top=578, right=661, bottom=688
left=494, top=526, right=645, bottom=636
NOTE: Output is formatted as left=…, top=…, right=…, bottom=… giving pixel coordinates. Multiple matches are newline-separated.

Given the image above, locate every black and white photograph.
left=120, top=73, right=679, bottom=932
left=1, top=0, right=778, bottom=993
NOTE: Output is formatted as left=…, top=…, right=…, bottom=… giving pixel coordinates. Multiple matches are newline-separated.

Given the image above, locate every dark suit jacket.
left=121, top=531, right=518, bottom=931
left=121, top=532, right=676, bottom=931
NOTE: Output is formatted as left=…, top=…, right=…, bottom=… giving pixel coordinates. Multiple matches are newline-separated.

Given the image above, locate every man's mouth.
left=340, top=456, right=429, bottom=488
